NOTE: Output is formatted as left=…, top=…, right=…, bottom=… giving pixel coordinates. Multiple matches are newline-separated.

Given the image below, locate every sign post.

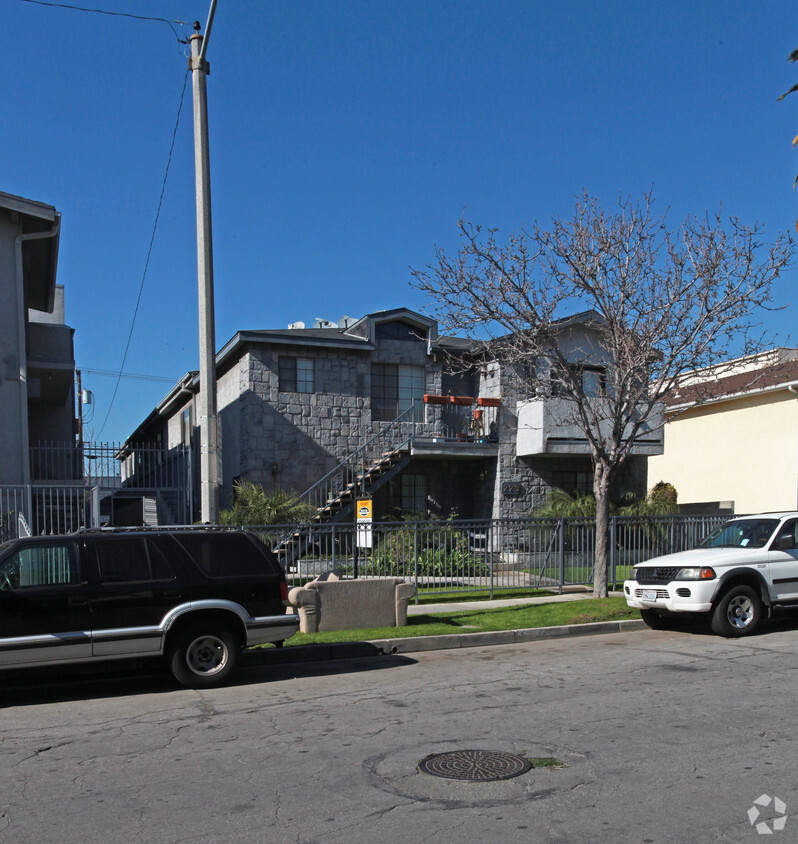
left=354, top=497, right=372, bottom=579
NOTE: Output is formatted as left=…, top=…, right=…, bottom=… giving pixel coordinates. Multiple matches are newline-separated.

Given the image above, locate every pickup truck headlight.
left=675, top=567, right=716, bottom=580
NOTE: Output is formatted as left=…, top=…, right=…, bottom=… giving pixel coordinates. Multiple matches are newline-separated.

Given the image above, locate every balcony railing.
left=29, top=441, right=189, bottom=488
left=422, top=395, right=500, bottom=442
left=516, top=397, right=664, bottom=457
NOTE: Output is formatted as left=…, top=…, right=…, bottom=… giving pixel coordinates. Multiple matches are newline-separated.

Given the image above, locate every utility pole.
left=189, top=4, right=220, bottom=523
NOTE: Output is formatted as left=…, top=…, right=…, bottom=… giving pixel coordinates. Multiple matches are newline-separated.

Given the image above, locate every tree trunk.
left=592, top=462, right=611, bottom=598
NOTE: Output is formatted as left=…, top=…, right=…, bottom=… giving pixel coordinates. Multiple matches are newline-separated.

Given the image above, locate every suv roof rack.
left=73, top=524, right=244, bottom=534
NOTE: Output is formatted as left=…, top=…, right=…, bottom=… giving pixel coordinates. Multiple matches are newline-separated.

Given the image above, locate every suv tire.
left=169, top=624, right=240, bottom=688
left=710, top=585, right=762, bottom=637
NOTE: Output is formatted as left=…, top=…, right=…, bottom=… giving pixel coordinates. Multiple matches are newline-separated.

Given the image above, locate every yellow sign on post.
left=356, top=498, right=373, bottom=548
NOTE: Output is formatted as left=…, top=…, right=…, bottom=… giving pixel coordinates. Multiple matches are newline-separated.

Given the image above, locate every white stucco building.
left=647, top=349, right=798, bottom=514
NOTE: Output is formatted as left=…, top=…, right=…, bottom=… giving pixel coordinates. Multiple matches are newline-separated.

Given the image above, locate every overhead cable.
left=97, top=68, right=190, bottom=437
left=18, top=0, right=188, bottom=43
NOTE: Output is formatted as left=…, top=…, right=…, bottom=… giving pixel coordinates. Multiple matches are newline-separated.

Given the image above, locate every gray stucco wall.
left=0, top=213, right=26, bottom=484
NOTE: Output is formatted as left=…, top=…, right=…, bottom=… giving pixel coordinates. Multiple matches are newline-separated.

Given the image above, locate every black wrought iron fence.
left=0, top=485, right=92, bottom=539
left=249, top=513, right=728, bottom=598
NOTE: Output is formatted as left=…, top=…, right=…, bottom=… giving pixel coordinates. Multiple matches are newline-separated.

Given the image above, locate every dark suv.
left=0, top=528, right=299, bottom=687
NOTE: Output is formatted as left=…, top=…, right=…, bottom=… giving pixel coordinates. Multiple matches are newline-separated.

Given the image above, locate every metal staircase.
left=274, top=404, right=421, bottom=569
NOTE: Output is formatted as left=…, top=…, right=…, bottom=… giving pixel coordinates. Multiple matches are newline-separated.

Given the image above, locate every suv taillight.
left=280, top=580, right=289, bottom=602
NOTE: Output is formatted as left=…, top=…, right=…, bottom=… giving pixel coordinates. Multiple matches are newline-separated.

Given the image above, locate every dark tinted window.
left=175, top=533, right=276, bottom=578
left=375, top=320, right=425, bottom=341
left=96, top=537, right=176, bottom=583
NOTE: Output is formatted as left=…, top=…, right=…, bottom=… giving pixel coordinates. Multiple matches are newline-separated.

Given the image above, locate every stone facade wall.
left=235, top=338, right=443, bottom=497
left=487, top=360, right=550, bottom=519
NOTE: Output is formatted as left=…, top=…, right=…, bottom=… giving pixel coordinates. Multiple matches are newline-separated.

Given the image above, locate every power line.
left=18, top=0, right=189, bottom=44
left=97, top=67, right=190, bottom=437
left=78, top=368, right=180, bottom=384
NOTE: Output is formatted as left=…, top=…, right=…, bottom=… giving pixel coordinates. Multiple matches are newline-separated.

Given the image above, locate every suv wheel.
left=710, top=585, right=762, bottom=637
left=169, top=625, right=240, bottom=688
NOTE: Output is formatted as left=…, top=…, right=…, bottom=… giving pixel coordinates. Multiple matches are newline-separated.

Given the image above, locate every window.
left=375, top=320, right=426, bottom=342
left=181, top=407, right=192, bottom=445
left=551, top=364, right=606, bottom=398
left=372, top=364, right=425, bottom=421
left=0, top=543, right=78, bottom=589
left=581, top=366, right=606, bottom=397
left=699, top=519, right=779, bottom=550
left=279, top=357, right=314, bottom=393
left=95, top=537, right=176, bottom=583
left=550, top=470, right=593, bottom=498
left=389, top=474, right=428, bottom=515
left=174, top=533, right=275, bottom=578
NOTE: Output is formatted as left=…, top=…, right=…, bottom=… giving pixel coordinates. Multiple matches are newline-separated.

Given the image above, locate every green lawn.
left=278, top=596, right=638, bottom=646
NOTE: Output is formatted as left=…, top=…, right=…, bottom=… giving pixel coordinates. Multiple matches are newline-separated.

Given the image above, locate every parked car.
left=624, top=512, right=798, bottom=636
left=0, top=528, right=299, bottom=687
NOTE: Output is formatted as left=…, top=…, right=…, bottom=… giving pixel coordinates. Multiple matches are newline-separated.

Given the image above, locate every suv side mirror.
left=776, top=534, right=795, bottom=550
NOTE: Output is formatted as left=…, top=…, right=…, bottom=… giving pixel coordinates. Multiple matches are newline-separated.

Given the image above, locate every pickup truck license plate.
left=642, top=590, right=657, bottom=602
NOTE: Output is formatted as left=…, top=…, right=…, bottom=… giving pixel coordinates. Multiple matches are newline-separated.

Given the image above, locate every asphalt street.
left=2, top=620, right=798, bottom=843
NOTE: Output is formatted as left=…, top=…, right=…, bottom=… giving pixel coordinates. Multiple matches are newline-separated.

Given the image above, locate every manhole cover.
left=418, top=750, right=532, bottom=782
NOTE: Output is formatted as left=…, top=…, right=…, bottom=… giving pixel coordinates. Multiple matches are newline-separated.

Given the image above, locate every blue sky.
left=4, top=0, right=798, bottom=443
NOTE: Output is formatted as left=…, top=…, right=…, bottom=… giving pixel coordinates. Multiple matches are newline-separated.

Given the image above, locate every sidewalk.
left=407, top=588, right=624, bottom=616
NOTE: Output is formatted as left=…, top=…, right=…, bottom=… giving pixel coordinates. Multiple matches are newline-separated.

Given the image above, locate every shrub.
left=365, top=516, right=490, bottom=578
left=532, top=488, right=599, bottom=517
left=218, top=479, right=317, bottom=526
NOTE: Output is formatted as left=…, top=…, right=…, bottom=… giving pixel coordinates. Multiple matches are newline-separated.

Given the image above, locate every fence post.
left=610, top=516, right=617, bottom=591
left=413, top=520, right=419, bottom=604
left=489, top=521, right=494, bottom=599
left=558, top=518, right=565, bottom=594
left=90, top=485, right=100, bottom=529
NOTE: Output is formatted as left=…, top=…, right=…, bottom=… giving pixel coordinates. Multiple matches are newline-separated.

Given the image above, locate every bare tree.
left=779, top=46, right=798, bottom=221
left=412, top=192, right=793, bottom=597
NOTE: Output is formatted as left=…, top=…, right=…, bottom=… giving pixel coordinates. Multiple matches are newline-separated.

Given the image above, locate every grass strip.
left=279, top=596, right=638, bottom=646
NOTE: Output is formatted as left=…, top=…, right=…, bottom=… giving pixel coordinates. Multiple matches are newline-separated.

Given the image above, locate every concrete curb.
left=243, top=618, right=647, bottom=667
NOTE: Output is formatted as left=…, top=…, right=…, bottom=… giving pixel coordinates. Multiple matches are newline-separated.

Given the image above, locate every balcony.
left=516, top=397, right=664, bottom=457
left=410, top=395, right=500, bottom=459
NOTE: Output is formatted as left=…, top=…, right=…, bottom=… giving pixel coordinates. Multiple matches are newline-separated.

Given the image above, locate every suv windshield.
left=699, top=519, right=779, bottom=549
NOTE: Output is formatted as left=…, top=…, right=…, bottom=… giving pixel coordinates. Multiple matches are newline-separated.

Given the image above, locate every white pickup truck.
left=624, top=512, right=798, bottom=636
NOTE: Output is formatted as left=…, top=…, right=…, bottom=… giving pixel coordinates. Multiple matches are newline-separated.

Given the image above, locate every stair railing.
left=293, top=402, right=421, bottom=515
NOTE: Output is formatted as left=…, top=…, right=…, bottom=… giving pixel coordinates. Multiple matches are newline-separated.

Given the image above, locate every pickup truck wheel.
left=710, top=585, right=761, bottom=637
left=169, top=625, right=240, bottom=688
left=640, top=609, right=680, bottom=630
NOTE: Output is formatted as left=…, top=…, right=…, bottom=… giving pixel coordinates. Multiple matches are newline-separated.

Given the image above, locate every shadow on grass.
left=407, top=614, right=466, bottom=627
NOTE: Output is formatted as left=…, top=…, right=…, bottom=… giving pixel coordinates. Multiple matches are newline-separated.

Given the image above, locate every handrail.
left=293, top=402, right=421, bottom=515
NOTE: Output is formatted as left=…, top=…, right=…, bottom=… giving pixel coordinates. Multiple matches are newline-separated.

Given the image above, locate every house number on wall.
left=501, top=481, right=525, bottom=498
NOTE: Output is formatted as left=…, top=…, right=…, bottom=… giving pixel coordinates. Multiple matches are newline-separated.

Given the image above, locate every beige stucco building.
left=647, top=349, right=798, bottom=514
